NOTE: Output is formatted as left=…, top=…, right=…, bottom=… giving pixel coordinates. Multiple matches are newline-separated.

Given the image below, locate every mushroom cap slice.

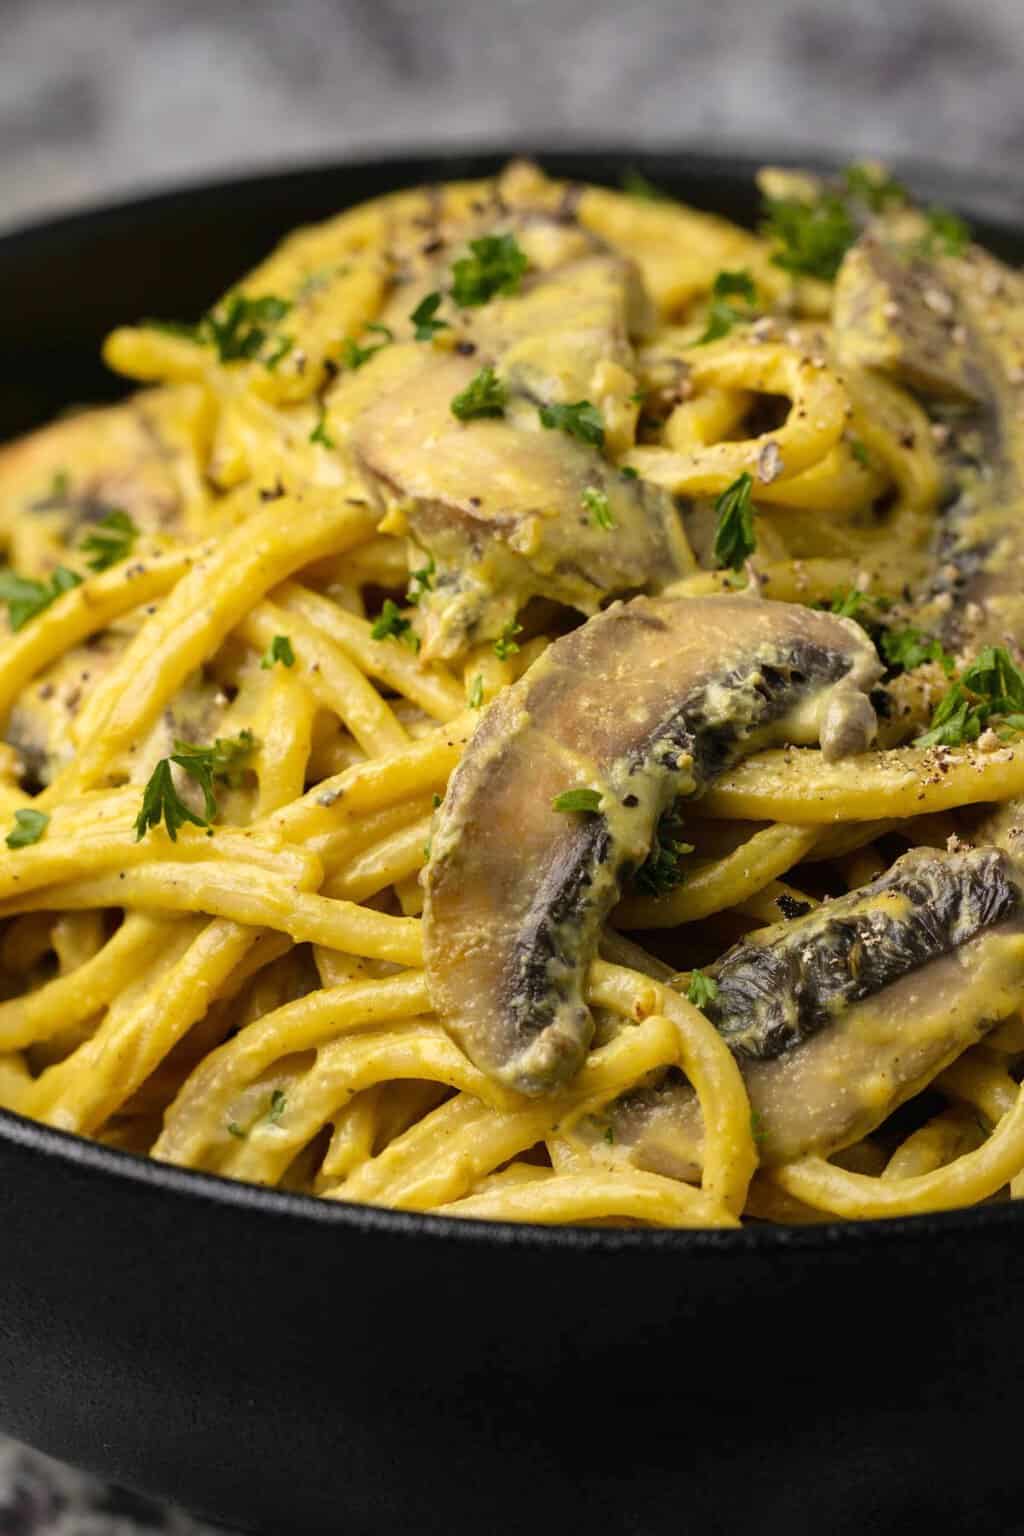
left=583, top=847, right=1024, bottom=1181
left=834, top=230, right=1024, bottom=651
left=353, top=351, right=693, bottom=658
left=423, top=594, right=880, bottom=1095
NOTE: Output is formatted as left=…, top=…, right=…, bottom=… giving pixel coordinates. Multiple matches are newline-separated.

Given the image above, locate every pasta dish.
left=2, top=158, right=1024, bottom=1229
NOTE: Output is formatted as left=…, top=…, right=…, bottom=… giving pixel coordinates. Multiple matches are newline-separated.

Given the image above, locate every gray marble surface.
left=3, top=0, right=1024, bottom=1530
left=2, top=0, right=1024, bottom=233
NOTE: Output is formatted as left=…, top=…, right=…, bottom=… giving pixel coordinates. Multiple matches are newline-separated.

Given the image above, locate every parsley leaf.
left=914, top=683, right=987, bottom=749
left=762, top=192, right=856, bottom=282
left=371, top=599, right=419, bottom=650
left=620, top=169, right=669, bottom=202
left=829, top=587, right=869, bottom=622
left=960, top=646, right=1024, bottom=714
left=227, top=1122, right=247, bottom=1140
left=849, top=438, right=872, bottom=469
left=340, top=325, right=393, bottom=370
left=265, top=334, right=294, bottom=370
left=693, top=268, right=758, bottom=346
left=406, top=554, right=436, bottom=606
left=0, top=565, right=81, bottom=632
left=922, top=206, right=970, bottom=258
left=620, top=466, right=639, bottom=480
left=134, top=759, right=212, bottom=842
left=843, top=163, right=907, bottom=212
left=635, top=807, right=694, bottom=897
left=134, top=732, right=255, bottom=841
left=451, top=366, right=507, bottom=421
left=468, top=674, right=484, bottom=709
left=686, top=969, right=719, bottom=1010
left=880, top=626, right=954, bottom=675
left=750, top=1110, right=767, bottom=1146
left=260, top=634, right=295, bottom=669
left=451, top=234, right=527, bottom=306
left=5, top=808, right=49, bottom=849
left=538, top=399, right=605, bottom=446
left=712, top=473, right=757, bottom=571
left=266, top=1088, right=287, bottom=1125
left=410, top=292, right=449, bottom=340
left=582, top=486, right=616, bottom=529
left=493, top=620, right=522, bottom=660
left=913, top=645, right=1024, bottom=748
left=552, top=788, right=603, bottom=814
left=80, top=508, right=138, bottom=572
left=310, top=405, right=335, bottom=448
left=202, top=293, right=292, bottom=363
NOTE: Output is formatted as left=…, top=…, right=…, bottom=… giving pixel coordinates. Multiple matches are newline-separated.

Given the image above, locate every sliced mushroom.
left=834, top=228, right=1024, bottom=650
left=5, top=630, right=227, bottom=792
left=351, top=208, right=690, bottom=659
left=423, top=595, right=880, bottom=1095
left=0, top=386, right=210, bottom=572
left=353, top=352, right=692, bottom=659
left=580, top=846, right=1024, bottom=1179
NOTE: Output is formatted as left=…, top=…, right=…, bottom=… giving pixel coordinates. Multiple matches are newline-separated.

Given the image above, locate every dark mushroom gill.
left=423, top=594, right=880, bottom=1095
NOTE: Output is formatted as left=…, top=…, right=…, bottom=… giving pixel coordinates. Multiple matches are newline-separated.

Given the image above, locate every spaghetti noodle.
left=2, top=157, right=1024, bottom=1227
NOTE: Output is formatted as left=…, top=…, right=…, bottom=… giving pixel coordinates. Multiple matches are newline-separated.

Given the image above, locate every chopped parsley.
left=750, top=1110, right=767, bottom=1146
left=451, top=233, right=527, bottom=307
left=849, top=437, right=872, bottom=469
left=227, top=1122, right=247, bottom=1140
left=686, top=969, right=719, bottom=1010
left=260, top=634, right=295, bottom=669
left=340, top=323, right=393, bottom=370
left=266, top=1089, right=287, bottom=1125
left=134, top=731, right=255, bottom=841
left=635, top=807, right=694, bottom=897
left=551, top=787, right=603, bottom=814
left=762, top=190, right=856, bottom=282
left=711, top=472, right=757, bottom=571
left=406, top=554, right=436, bottom=606
left=201, top=293, right=292, bottom=363
left=80, top=508, right=138, bottom=572
left=880, top=626, right=954, bottom=675
left=0, top=565, right=81, bottom=632
left=921, top=206, right=970, bottom=259
left=451, top=366, right=507, bottom=421
left=620, top=169, right=669, bottom=202
left=5, top=808, right=49, bottom=849
left=370, top=599, right=419, bottom=651
left=265, top=334, right=294, bottom=370
left=829, top=587, right=869, bottom=622
left=843, top=163, right=907, bottom=212
left=620, top=465, right=639, bottom=480
left=961, top=645, right=1024, bottom=714
left=410, top=291, right=449, bottom=340
left=493, top=620, right=522, bottom=661
left=693, top=268, right=758, bottom=346
left=914, top=645, right=1024, bottom=748
left=309, top=406, right=335, bottom=448
left=34, top=469, right=71, bottom=508
left=468, top=674, right=485, bottom=709
left=538, top=399, right=605, bottom=447
left=915, top=683, right=987, bottom=749
left=582, top=486, right=616, bottom=530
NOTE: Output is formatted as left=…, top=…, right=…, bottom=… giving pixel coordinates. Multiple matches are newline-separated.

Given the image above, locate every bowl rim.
left=3, top=144, right=1024, bottom=1255
left=1, top=140, right=1023, bottom=251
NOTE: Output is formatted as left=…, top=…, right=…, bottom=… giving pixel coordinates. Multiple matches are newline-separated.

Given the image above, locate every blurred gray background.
left=1, top=0, right=1023, bottom=1531
left=2, top=0, right=1024, bottom=233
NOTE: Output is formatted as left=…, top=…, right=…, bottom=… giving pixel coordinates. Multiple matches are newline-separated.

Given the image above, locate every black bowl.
left=2, top=151, right=1024, bottom=1536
